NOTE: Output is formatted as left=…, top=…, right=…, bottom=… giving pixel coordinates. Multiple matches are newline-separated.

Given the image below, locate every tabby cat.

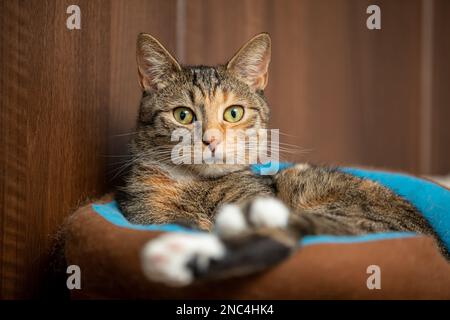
left=117, top=33, right=447, bottom=286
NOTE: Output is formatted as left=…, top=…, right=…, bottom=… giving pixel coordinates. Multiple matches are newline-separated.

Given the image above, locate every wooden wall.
left=430, top=0, right=450, bottom=174
left=0, top=0, right=113, bottom=299
left=0, top=0, right=448, bottom=298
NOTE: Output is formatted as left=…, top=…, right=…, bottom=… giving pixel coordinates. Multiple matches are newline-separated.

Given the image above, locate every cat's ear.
left=227, top=33, right=271, bottom=91
left=136, top=33, right=181, bottom=91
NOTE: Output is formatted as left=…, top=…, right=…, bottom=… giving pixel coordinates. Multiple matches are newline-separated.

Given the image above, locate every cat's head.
left=132, top=33, right=271, bottom=177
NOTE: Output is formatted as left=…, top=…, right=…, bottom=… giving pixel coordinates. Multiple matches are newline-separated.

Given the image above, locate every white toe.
left=249, top=197, right=290, bottom=228
left=215, top=204, right=248, bottom=237
left=141, top=233, right=225, bottom=287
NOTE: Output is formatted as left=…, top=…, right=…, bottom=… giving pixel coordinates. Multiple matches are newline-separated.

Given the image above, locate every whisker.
left=111, top=131, right=138, bottom=137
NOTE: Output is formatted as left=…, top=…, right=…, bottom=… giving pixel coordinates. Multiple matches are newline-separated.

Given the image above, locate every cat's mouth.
left=163, top=142, right=266, bottom=177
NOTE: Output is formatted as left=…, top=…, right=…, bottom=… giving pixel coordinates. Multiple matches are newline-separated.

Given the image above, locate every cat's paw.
left=215, top=197, right=290, bottom=237
left=249, top=197, right=290, bottom=228
left=214, top=204, right=249, bottom=237
left=141, top=233, right=225, bottom=286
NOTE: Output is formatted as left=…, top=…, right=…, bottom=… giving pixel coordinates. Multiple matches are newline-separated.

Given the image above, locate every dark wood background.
left=1, top=0, right=449, bottom=299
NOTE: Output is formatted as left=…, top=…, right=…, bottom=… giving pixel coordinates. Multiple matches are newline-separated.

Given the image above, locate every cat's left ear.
left=227, top=33, right=271, bottom=91
left=136, top=33, right=182, bottom=91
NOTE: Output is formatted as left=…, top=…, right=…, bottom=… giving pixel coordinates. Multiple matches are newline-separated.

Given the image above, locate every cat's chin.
left=191, top=164, right=249, bottom=178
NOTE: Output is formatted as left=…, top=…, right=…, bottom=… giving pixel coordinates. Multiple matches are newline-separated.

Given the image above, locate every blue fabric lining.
left=300, top=232, right=417, bottom=246
left=92, top=201, right=417, bottom=246
left=92, top=202, right=195, bottom=233
left=91, top=164, right=450, bottom=248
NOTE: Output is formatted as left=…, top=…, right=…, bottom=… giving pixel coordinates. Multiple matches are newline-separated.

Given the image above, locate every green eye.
left=173, top=107, right=195, bottom=124
left=223, top=105, right=244, bottom=123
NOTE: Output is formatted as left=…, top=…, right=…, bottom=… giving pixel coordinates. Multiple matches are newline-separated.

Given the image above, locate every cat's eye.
left=223, top=105, right=244, bottom=123
left=173, top=107, right=195, bottom=124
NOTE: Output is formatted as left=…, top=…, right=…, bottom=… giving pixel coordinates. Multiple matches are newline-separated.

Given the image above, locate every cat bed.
left=64, top=167, right=450, bottom=299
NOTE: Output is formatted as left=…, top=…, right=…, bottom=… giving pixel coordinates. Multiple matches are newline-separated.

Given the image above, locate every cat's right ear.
left=136, top=33, right=181, bottom=92
left=227, top=33, right=271, bottom=91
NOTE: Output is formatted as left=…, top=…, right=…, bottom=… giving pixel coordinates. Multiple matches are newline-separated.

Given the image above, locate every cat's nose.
left=203, top=137, right=220, bottom=151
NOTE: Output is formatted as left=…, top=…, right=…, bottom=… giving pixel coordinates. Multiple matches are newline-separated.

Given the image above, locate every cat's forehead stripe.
left=191, top=69, right=206, bottom=97
left=192, top=86, right=233, bottom=114
left=188, top=67, right=228, bottom=108
left=190, top=67, right=221, bottom=98
left=188, top=90, right=195, bottom=105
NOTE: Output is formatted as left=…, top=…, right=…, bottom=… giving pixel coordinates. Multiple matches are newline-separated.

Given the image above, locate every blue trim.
left=90, top=163, right=450, bottom=248
left=300, top=232, right=417, bottom=246
left=92, top=202, right=419, bottom=246
left=92, top=202, right=195, bottom=233
left=250, top=162, right=294, bottom=175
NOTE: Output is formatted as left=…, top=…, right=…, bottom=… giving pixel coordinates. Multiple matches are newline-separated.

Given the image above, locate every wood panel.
left=430, top=0, right=450, bottom=174
left=108, top=0, right=177, bottom=182
left=181, top=0, right=424, bottom=172
left=0, top=0, right=449, bottom=299
left=0, top=0, right=111, bottom=299
left=0, top=0, right=178, bottom=299
left=346, top=0, right=423, bottom=172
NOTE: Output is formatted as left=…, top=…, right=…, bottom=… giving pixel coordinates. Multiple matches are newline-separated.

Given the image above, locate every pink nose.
left=203, top=137, right=219, bottom=151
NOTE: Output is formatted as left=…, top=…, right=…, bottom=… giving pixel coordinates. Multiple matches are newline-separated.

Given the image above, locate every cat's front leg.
left=140, top=197, right=297, bottom=286
left=140, top=233, right=226, bottom=286
left=214, top=197, right=291, bottom=237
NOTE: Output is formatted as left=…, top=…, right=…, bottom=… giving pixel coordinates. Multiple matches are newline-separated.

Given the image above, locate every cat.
left=116, top=32, right=448, bottom=286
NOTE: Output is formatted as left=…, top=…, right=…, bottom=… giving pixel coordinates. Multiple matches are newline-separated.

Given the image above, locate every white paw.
left=141, top=233, right=225, bottom=286
left=249, top=197, right=290, bottom=228
left=215, top=204, right=248, bottom=237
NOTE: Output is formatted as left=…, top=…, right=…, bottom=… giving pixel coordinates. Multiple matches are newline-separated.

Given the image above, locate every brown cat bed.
left=65, top=194, right=450, bottom=299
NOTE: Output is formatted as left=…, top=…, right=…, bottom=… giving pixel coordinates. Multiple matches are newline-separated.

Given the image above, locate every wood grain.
left=0, top=0, right=449, bottom=299
left=0, top=0, right=111, bottom=298
left=182, top=0, right=425, bottom=172
left=430, top=0, right=450, bottom=174
left=108, top=0, right=177, bottom=183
